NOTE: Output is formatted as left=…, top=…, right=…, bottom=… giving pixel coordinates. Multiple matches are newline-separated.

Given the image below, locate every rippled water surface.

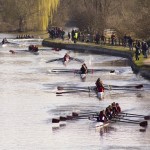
left=0, top=33, right=150, bottom=150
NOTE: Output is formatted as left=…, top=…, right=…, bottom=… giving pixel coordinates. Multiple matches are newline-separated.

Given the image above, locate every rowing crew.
left=97, top=102, right=121, bottom=122
left=1, top=38, right=8, bottom=44
left=9, top=45, right=39, bottom=54
left=28, top=45, right=39, bottom=52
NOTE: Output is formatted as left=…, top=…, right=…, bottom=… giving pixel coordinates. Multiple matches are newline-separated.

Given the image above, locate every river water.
left=0, top=33, right=150, bottom=150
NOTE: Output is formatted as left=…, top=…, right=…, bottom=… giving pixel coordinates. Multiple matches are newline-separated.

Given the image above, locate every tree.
left=1, top=0, right=59, bottom=31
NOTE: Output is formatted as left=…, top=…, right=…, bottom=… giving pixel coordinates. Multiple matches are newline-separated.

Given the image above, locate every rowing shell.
left=95, top=122, right=110, bottom=129
left=80, top=74, right=86, bottom=79
left=2, top=44, right=7, bottom=47
left=97, top=92, right=104, bottom=100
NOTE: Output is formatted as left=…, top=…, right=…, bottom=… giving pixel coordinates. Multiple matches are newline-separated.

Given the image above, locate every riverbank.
left=42, top=38, right=150, bottom=80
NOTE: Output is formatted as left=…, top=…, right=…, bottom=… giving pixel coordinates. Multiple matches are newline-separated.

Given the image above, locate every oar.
left=57, top=85, right=141, bottom=91
left=51, top=69, right=80, bottom=74
left=120, top=113, right=150, bottom=120
left=56, top=89, right=90, bottom=95
left=120, top=112, right=146, bottom=117
left=46, top=58, right=63, bottom=63
left=88, top=69, right=115, bottom=73
left=111, top=119, right=148, bottom=127
left=50, top=69, right=115, bottom=74
left=53, top=114, right=90, bottom=122
left=118, top=114, right=150, bottom=120
left=57, top=86, right=96, bottom=91
left=2, top=41, right=20, bottom=46
left=72, top=112, right=98, bottom=118
left=109, top=84, right=143, bottom=89
left=70, top=57, right=84, bottom=63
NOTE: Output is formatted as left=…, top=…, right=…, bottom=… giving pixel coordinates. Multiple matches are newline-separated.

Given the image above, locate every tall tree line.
left=0, top=0, right=59, bottom=31
left=52, top=0, right=150, bottom=39
left=0, top=0, right=149, bottom=39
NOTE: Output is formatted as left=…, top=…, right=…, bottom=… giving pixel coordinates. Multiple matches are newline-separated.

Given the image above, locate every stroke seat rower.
left=63, top=53, right=70, bottom=63
left=80, top=63, right=88, bottom=74
left=97, top=110, right=108, bottom=122
left=105, top=107, right=113, bottom=120
left=95, top=78, right=105, bottom=99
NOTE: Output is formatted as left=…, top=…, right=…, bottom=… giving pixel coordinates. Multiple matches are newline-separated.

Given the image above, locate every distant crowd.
left=48, top=27, right=149, bottom=61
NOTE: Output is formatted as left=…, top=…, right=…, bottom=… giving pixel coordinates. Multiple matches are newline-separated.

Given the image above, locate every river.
left=0, top=33, right=150, bottom=150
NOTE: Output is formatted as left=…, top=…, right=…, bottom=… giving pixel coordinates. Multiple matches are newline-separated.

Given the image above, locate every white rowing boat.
left=2, top=44, right=7, bottom=47
left=97, top=92, right=104, bottom=100
left=80, top=73, right=86, bottom=79
left=95, top=122, right=110, bottom=129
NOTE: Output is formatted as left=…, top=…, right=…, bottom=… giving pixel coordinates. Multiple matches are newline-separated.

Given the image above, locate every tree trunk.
left=18, top=18, right=24, bottom=32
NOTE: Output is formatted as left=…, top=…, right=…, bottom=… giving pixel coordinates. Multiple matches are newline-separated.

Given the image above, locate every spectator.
left=123, top=34, right=128, bottom=47
left=100, top=34, right=106, bottom=45
left=111, top=33, right=116, bottom=45
left=135, top=43, right=140, bottom=60
left=128, top=36, right=133, bottom=51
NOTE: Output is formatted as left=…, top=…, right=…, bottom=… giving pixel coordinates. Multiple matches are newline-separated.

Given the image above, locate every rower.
left=116, top=103, right=121, bottom=113
left=28, top=45, right=38, bottom=52
left=111, top=102, right=118, bottom=116
left=95, top=78, right=104, bottom=88
left=2, top=38, right=8, bottom=44
left=80, top=63, right=88, bottom=74
left=9, top=50, right=16, bottom=54
left=105, top=107, right=113, bottom=120
left=63, top=53, right=70, bottom=62
left=97, top=110, right=108, bottom=122
left=95, top=78, right=104, bottom=92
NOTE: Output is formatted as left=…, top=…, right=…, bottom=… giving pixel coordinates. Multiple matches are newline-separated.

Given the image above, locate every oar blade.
left=57, top=86, right=64, bottom=90
left=60, top=116, right=67, bottom=121
left=139, top=121, right=148, bottom=127
left=72, top=112, right=79, bottom=117
left=52, top=118, right=60, bottom=123
left=136, top=84, right=143, bottom=89
left=144, top=116, right=150, bottom=120
left=56, top=92, right=62, bottom=94
left=110, top=70, right=115, bottom=73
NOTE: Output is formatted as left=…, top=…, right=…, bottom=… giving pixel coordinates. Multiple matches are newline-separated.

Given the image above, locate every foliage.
left=52, top=0, right=150, bottom=39
left=0, top=0, right=59, bottom=31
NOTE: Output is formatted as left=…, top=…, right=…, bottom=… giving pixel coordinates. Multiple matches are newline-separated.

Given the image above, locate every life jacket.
left=74, top=33, right=78, bottom=39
